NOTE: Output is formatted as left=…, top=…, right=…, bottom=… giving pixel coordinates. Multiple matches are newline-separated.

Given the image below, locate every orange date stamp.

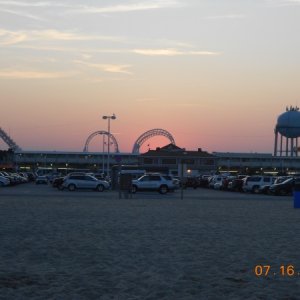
left=254, top=265, right=299, bottom=277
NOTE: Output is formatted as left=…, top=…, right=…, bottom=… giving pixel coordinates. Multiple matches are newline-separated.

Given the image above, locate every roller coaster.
left=0, top=126, right=175, bottom=154
left=83, top=128, right=176, bottom=153
left=0, top=127, right=21, bottom=151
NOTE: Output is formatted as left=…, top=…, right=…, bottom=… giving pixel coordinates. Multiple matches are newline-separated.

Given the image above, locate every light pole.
left=102, top=113, right=116, bottom=178
left=102, top=135, right=106, bottom=175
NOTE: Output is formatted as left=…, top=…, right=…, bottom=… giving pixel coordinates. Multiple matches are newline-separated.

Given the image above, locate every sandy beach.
left=0, top=185, right=300, bottom=299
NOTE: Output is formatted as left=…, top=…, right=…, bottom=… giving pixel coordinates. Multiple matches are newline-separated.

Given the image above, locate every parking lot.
left=0, top=181, right=298, bottom=299
left=0, top=181, right=293, bottom=202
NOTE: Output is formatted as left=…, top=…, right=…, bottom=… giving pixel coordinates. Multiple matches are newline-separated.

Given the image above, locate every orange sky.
left=1, top=1, right=299, bottom=153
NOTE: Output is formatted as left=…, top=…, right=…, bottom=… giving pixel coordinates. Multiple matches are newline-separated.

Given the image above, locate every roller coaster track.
left=132, top=128, right=175, bottom=153
left=0, top=127, right=22, bottom=151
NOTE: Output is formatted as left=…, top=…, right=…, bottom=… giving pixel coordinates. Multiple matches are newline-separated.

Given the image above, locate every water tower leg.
left=286, top=137, right=289, bottom=157
left=274, top=131, right=278, bottom=156
left=280, top=135, right=283, bottom=157
left=291, top=138, right=294, bottom=157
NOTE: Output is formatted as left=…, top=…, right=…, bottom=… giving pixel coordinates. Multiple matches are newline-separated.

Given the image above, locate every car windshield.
left=281, top=178, right=293, bottom=184
left=138, top=175, right=149, bottom=181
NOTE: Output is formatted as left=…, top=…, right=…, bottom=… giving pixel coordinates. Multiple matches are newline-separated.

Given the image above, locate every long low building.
left=6, top=144, right=300, bottom=176
left=213, top=152, right=300, bottom=174
left=14, top=150, right=139, bottom=172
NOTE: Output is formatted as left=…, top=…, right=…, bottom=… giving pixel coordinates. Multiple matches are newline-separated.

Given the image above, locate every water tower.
left=274, top=106, right=300, bottom=157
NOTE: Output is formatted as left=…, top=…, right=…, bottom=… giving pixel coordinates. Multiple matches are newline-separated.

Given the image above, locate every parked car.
left=221, top=176, right=236, bottom=190
left=208, top=175, right=226, bottom=190
left=93, top=173, right=106, bottom=180
left=52, top=176, right=65, bottom=190
left=172, top=177, right=181, bottom=189
left=0, top=175, right=10, bottom=187
left=213, top=176, right=225, bottom=190
left=35, top=175, right=48, bottom=184
left=25, top=172, right=36, bottom=182
left=258, top=177, right=277, bottom=194
left=131, top=173, right=177, bottom=194
left=228, top=178, right=244, bottom=192
left=274, top=176, right=292, bottom=184
left=199, top=175, right=211, bottom=188
left=243, top=176, right=275, bottom=194
left=18, top=173, right=29, bottom=183
left=0, top=172, right=14, bottom=185
left=269, top=178, right=295, bottom=196
left=62, top=174, right=109, bottom=192
left=183, top=177, right=200, bottom=189
left=46, top=173, right=61, bottom=183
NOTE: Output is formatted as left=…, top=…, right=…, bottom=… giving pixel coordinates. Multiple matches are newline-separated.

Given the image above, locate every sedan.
left=269, top=178, right=295, bottom=196
left=0, top=175, right=10, bottom=187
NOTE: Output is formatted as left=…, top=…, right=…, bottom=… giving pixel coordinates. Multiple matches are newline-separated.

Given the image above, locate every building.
left=0, top=149, right=15, bottom=169
left=9, top=144, right=300, bottom=176
left=14, top=150, right=139, bottom=173
left=213, top=152, right=300, bottom=175
left=12, top=144, right=216, bottom=176
left=139, top=144, right=216, bottom=176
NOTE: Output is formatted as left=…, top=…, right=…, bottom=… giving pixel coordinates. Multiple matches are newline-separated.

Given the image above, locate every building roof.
left=15, top=150, right=138, bottom=156
left=141, top=143, right=214, bottom=158
left=213, top=152, right=273, bottom=158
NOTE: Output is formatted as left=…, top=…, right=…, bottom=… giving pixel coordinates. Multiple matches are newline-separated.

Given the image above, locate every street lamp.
left=102, top=136, right=106, bottom=175
left=102, top=113, right=116, bottom=178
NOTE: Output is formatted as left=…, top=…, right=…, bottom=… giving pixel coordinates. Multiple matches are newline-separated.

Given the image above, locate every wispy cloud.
left=0, top=8, right=44, bottom=21
left=0, top=0, right=183, bottom=10
left=0, top=0, right=184, bottom=17
left=0, top=1, right=72, bottom=21
left=0, top=28, right=221, bottom=59
left=0, top=28, right=124, bottom=45
left=31, top=30, right=124, bottom=42
left=265, top=0, right=300, bottom=6
left=10, top=44, right=127, bottom=54
left=70, top=0, right=183, bottom=14
left=95, top=64, right=133, bottom=75
left=204, top=14, right=246, bottom=20
left=8, top=43, right=221, bottom=58
left=0, top=1, right=73, bottom=8
left=0, top=69, right=75, bottom=79
left=132, top=48, right=221, bottom=56
left=81, top=53, right=92, bottom=60
left=0, top=29, right=27, bottom=45
left=75, top=60, right=133, bottom=75
left=157, top=39, right=194, bottom=48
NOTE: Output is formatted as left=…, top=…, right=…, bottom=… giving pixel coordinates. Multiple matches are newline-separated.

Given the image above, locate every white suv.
left=131, top=174, right=177, bottom=194
left=243, top=176, right=274, bottom=193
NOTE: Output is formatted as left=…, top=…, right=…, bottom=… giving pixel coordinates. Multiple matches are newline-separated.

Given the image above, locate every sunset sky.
left=1, top=0, right=300, bottom=153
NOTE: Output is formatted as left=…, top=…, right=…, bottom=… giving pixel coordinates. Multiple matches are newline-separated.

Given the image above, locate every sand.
left=0, top=186, right=300, bottom=299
